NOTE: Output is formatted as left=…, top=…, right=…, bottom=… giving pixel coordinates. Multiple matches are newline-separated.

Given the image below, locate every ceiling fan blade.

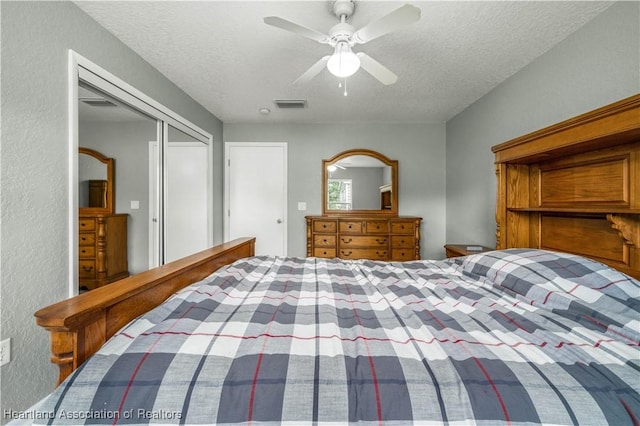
left=352, top=4, right=421, bottom=44
left=356, top=53, right=398, bottom=85
left=293, top=56, right=330, bottom=84
left=264, top=16, right=330, bottom=44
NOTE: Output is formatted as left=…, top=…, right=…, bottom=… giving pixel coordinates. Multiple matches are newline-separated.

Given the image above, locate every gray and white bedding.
left=27, top=249, right=640, bottom=425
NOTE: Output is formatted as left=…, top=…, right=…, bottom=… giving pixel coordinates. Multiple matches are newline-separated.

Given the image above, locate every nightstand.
left=444, top=244, right=494, bottom=258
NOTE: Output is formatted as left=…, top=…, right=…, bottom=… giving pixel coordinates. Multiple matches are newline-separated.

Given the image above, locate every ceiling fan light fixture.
left=327, top=41, right=360, bottom=78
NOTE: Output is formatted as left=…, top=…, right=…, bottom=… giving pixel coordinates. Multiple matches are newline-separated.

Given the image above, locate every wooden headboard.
left=492, top=94, right=640, bottom=280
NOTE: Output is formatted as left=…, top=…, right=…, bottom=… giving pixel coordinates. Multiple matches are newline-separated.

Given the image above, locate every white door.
left=225, top=142, right=287, bottom=256
left=149, top=140, right=211, bottom=265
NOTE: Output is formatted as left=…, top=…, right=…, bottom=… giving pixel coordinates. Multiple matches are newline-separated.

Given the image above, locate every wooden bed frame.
left=35, top=237, right=255, bottom=385
left=35, top=95, right=639, bottom=388
left=492, top=94, right=640, bottom=279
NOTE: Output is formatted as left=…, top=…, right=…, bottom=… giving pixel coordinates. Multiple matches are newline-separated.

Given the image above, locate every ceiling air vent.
left=80, top=97, right=117, bottom=107
left=273, top=99, right=307, bottom=109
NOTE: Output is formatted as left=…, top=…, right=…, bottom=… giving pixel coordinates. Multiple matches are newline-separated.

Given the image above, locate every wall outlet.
left=0, top=338, right=10, bottom=366
left=297, top=202, right=307, bottom=211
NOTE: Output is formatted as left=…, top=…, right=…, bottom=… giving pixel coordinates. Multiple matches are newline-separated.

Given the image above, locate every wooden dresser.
left=306, top=216, right=421, bottom=261
left=79, top=213, right=129, bottom=291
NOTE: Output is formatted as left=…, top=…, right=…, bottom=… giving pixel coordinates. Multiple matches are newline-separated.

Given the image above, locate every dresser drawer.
left=391, top=236, right=415, bottom=248
left=339, top=248, right=388, bottom=260
left=313, top=220, right=337, bottom=233
left=78, top=246, right=95, bottom=258
left=391, top=249, right=416, bottom=261
left=339, top=235, right=388, bottom=247
left=78, top=213, right=129, bottom=290
left=391, top=221, right=415, bottom=234
left=314, top=248, right=336, bottom=258
left=79, top=232, right=96, bottom=246
left=365, top=221, right=388, bottom=233
left=314, top=235, right=336, bottom=247
left=79, top=260, right=96, bottom=279
left=339, top=221, right=363, bottom=233
left=79, top=218, right=96, bottom=231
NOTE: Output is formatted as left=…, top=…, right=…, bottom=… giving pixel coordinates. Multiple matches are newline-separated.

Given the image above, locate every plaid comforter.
left=29, top=249, right=639, bottom=425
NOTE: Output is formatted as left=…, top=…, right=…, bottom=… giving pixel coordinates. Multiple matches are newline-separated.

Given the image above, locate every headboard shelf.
left=492, top=94, right=640, bottom=163
left=493, top=94, right=640, bottom=279
left=508, top=207, right=640, bottom=214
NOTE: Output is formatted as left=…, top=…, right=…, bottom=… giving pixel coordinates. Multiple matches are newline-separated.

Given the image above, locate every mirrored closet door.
left=71, top=52, right=213, bottom=295
left=79, top=83, right=158, bottom=291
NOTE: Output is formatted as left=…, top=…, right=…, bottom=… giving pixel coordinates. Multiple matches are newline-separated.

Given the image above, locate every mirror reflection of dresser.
left=78, top=148, right=129, bottom=291
left=306, top=149, right=422, bottom=261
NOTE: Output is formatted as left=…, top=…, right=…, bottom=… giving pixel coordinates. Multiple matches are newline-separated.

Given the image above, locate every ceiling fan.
left=264, top=1, right=421, bottom=86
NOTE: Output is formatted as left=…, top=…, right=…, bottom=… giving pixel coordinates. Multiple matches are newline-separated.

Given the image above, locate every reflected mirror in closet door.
left=78, top=147, right=113, bottom=212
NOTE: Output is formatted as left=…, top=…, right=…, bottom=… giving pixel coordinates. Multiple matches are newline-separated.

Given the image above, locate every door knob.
left=277, top=219, right=283, bottom=224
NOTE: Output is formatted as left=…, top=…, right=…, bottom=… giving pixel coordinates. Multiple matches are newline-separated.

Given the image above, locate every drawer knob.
left=81, top=266, right=93, bottom=272
left=341, top=238, right=352, bottom=243
left=376, top=238, right=386, bottom=244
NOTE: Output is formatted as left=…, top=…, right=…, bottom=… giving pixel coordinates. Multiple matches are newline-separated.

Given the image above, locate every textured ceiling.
left=74, top=1, right=614, bottom=124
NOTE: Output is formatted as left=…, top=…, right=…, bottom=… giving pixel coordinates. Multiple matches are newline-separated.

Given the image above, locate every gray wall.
left=0, top=1, right=223, bottom=417
left=223, top=123, right=447, bottom=259
left=445, top=1, right=640, bottom=247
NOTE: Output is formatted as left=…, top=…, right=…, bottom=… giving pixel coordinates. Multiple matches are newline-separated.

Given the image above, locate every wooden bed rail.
left=35, top=237, right=255, bottom=386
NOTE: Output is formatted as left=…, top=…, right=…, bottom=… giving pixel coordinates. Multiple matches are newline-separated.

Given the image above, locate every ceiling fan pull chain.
left=343, top=79, right=348, bottom=97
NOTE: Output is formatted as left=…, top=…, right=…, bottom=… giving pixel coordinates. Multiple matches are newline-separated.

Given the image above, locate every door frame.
left=224, top=142, right=288, bottom=254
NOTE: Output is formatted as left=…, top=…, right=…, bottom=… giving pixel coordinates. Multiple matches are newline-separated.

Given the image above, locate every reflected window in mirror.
left=327, top=178, right=353, bottom=210
left=323, top=149, right=398, bottom=216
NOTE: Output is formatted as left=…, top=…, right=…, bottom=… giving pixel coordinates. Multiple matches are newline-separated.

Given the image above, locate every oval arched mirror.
left=322, top=149, right=398, bottom=216
left=79, top=147, right=114, bottom=214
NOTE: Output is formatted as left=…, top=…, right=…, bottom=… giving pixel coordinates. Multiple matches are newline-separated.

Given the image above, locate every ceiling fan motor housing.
left=333, top=0, right=355, bottom=20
